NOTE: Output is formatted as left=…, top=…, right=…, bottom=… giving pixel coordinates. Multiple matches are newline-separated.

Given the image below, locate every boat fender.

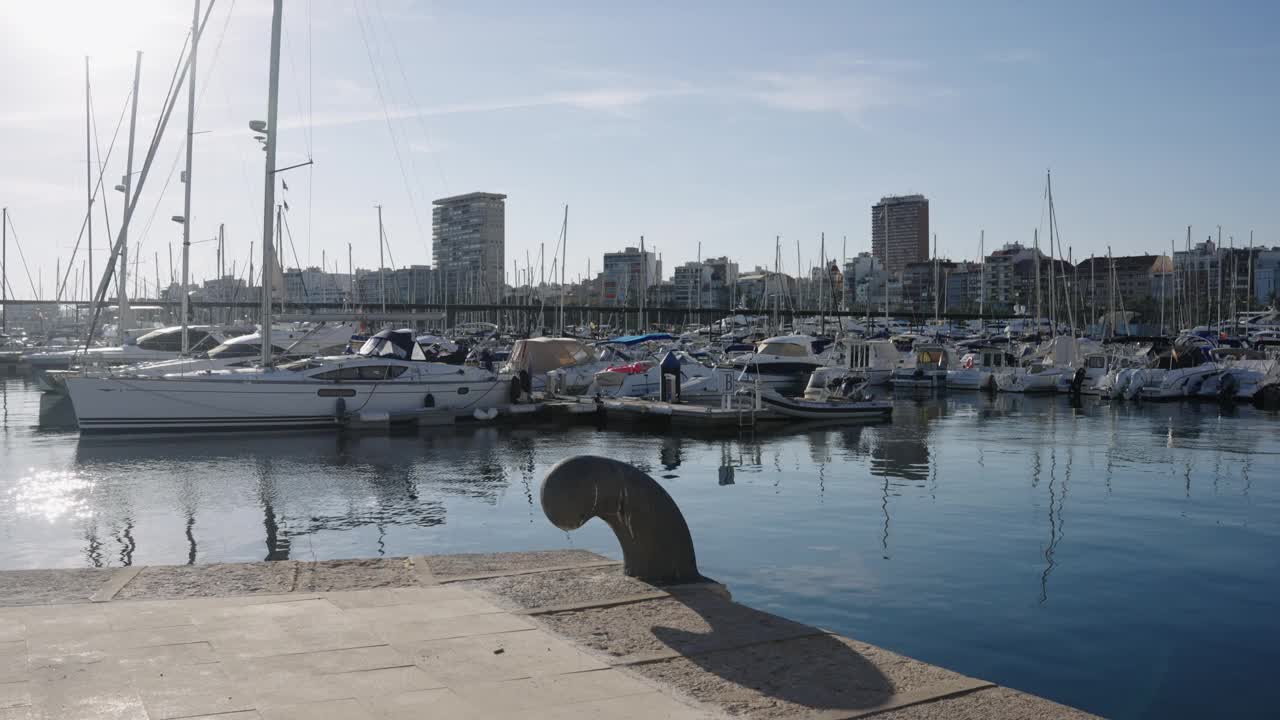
left=542, top=456, right=704, bottom=585
left=423, top=393, right=435, bottom=408
left=509, top=377, right=522, bottom=404
left=334, top=397, right=346, bottom=420
left=472, top=407, right=499, bottom=421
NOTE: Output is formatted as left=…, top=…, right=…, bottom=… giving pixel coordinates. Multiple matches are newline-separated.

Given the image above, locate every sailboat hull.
left=66, top=374, right=512, bottom=432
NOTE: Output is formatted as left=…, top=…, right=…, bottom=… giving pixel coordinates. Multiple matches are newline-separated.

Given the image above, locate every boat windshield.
left=207, top=343, right=279, bottom=359
left=357, top=330, right=425, bottom=361
left=757, top=342, right=808, bottom=357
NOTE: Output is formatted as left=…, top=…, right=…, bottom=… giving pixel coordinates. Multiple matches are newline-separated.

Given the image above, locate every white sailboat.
left=65, top=1, right=515, bottom=432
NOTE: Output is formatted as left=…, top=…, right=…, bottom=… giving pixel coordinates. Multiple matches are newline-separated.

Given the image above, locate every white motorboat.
left=38, top=324, right=358, bottom=393
left=587, top=352, right=734, bottom=399
left=27, top=325, right=252, bottom=371
left=758, top=368, right=892, bottom=420
left=845, top=338, right=901, bottom=386
left=1123, top=338, right=1216, bottom=400
left=1050, top=352, right=1112, bottom=394
left=946, top=347, right=1015, bottom=390
left=508, top=337, right=607, bottom=394
left=65, top=329, right=515, bottom=432
left=1197, top=349, right=1279, bottom=401
left=994, top=362, right=1063, bottom=393
left=890, top=344, right=950, bottom=389
left=729, top=335, right=828, bottom=390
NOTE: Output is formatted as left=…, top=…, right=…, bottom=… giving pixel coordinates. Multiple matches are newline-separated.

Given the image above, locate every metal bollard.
left=541, top=455, right=703, bottom=585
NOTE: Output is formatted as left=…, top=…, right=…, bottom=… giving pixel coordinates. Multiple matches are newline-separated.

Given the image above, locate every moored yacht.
left=728, top=335, right=828, bottom=390
left=38, top=324, right=358, bottom=393
left=845, top=338, right=901, bottom=386
left=64, top=329, right=515, bottom=432
left=27, top=325, right=252, bottom=372
left=890, top=343, right=950, bottom=389
left=946, top=347, right=1015, bottom=390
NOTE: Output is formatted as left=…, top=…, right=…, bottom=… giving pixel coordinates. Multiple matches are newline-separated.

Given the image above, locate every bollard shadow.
left=541, top=455, right=897, bottom=712
left=640, top=585, right=896, bottom=712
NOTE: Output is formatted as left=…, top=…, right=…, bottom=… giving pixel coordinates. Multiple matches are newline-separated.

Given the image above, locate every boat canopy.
left=507, top=337, right=595, bottom=374
left=606, top=333, right=675, bottom=346
left=357, top=329, right=427, bottom=361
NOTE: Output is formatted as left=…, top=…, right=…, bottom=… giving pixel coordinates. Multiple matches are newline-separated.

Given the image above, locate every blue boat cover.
left=605, top=333, right=675, bottom=346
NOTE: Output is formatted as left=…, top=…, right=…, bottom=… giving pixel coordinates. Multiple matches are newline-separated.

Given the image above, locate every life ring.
left=962, top=355, right=975, bottom=370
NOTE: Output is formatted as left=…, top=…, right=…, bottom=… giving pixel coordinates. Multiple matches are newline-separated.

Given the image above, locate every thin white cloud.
left=985, top=49, right=1042, bottom=64
left=742, top=69, right=899, bottom=121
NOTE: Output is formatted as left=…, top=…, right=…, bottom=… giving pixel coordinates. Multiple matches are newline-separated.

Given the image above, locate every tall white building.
left=432, top=192, right=506, bottom=304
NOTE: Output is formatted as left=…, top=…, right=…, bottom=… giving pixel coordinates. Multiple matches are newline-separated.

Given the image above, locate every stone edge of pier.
left=0, top=551, right=1101, bottom=719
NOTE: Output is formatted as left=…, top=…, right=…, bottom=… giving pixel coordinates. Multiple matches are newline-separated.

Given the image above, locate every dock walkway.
left=0, top=552, right=1098, bottom=719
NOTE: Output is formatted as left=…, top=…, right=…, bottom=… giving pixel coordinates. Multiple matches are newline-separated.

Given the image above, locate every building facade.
left=1255, top=249, right=1280, bottom=306
left=672, top=256, right=739, bottom=309
left=432, top=192, right=506, bottom=304
left=871, top=195, right=929, bottom=275
left=282, top=267, right=352, bottom=305
left=1074, top=255, right=1173, bottom=312
left=355, top=265, right=436, bottom=306
left=601, top=246, right=660, bottom=306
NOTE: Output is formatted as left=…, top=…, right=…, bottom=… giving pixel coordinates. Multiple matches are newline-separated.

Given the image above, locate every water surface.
left=2, top=377, right=1277, bottom=719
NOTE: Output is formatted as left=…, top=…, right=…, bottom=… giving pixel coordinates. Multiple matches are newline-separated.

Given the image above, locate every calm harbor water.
left=2, top=376, right=1278, bottom=719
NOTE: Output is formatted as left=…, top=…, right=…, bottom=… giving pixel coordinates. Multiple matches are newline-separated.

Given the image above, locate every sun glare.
left=9, top=0, right=189, bottom=60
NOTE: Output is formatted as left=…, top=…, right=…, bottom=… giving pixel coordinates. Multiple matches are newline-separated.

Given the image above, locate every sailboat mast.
left=258, top=0, right=283, bottom=368
left=978, top=229, right=985, bottom=328
left=639, top=235, right=646, bottom=331
left=85, top=57, right=94, bottom=317
left=2, top=208, right=6, bottom=334
left=1216, top=225, right=1222, bottom=331
left=1033, top=227, right=1041, bottom=327
left=376, top=204, right=385, bottom=313
left=1046, top=171, right=1056, bottom=339
left=119, top=51, right=142, bottom=344
left=559, top=204, right=567, bottom=336
left=1247, top=230, right=1253, bottom=312
left=932, top=232, right=939, bottom=324
left=180, top=0, right=199, bottom=354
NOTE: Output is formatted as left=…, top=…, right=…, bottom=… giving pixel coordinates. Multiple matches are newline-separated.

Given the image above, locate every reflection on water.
left=3, top=379, right=1280, bottom=719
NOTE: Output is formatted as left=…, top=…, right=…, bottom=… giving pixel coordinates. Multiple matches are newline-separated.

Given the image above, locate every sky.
left=0, top=0, right=1276, bottom=300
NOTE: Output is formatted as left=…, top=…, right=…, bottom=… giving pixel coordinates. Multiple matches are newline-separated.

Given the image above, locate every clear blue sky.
left=0, top=0, right=1275, bottom=298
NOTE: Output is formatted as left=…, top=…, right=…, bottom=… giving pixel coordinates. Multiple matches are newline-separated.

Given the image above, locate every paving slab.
left=115, top=562, right=297, bottom=600
left=294, top=558, right=417, bottom=592
left=0, top=569, right=113, bottom=607
left=426, top=549, right=611, bottom=579
left=459, top=564, right=661, bottom=611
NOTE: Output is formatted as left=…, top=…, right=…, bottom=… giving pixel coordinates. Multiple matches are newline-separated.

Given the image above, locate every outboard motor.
left=659, top=350, right=682, bottom=402
left=1070, top=367, right=1087, bottom=396
left=1218, top=372, right=1238, bottom=403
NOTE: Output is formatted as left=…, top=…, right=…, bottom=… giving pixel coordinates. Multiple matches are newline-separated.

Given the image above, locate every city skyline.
left=0, top=1, right=1276, bottom=301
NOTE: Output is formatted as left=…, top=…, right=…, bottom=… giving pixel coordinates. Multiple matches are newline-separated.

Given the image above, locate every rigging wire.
left=368, top=1, right=449, bottom=198
left=279, top=204, right=309, bottom=301
left=4, top=213, right=41, bottom=299
left=352, top=0, right=429, bottom=256
left=307, top=0, right=314, bottom=268
left=56, top=84, right=132, bottom=301
left=136, top=0, right=233, bottom=259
